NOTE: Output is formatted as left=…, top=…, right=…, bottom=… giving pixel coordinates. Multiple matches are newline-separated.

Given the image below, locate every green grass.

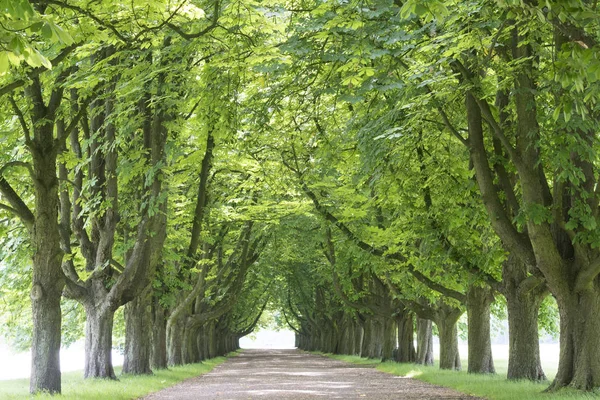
left=0, top=357, right=228, bottom=399
left=323, top=354, right=600, bottom=400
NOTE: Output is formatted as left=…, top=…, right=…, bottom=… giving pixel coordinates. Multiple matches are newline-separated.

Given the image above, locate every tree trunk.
left=416, top=318, right=434, bottom=366
left=362, top=317, right=383, bottom=359
left=550, top=285, right=600, bottom=390
left=29, top=143, right=64, bottom=394
left=29, top=282, right=62, bottom=393
left=435, top=310, right=461, bottom=370
left=123, top=288, right=152, bottom=375
left=197, top=325, right=207, bottom=361
left=183, top=324, right=200, bottom=364
left=346, top=321, right=355, bottom=355
left=361, top=317, right=373, bottom=357
left=167, top=320, right=184, bottom=366
left=373, top=318, right=384, bottom=359
left=466, top=285, right=495, bottom=374
left=503, top=257, right=546, bottom=381
left=200, top=325, right=210, bottom=358
left=354, top=322, right=363, bottom=356
left=396, top=309, right=416, bottom=363
left=339, top=318, right=355, bottom=355
left=207, top=322, right=217, bottom=359
left=84, top=303, right=116, bottom=379
left=382, top=317, right=396, bottom=362
left=151, top=298, right=168, bottom=369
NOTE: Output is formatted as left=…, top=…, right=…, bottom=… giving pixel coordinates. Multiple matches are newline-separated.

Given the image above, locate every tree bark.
left=183, top=323, right=200, bottom=364
left=207, top=321, right=217, bottom=359
left=381, top=317, right=396, bottom=362
left=361, top=317, right=373, bottom=357
left=122, top=287, right=152, bottom=375
left=416, top=318, right=434, bottom=366
left=167, top=319, right=185, bottom=366
left=466, top=285, right=495, bottom=374
left=354, top=322, right=363, bottom=356
left=550, top=284, right=600, bottom=390
left=396, top=308, right=416, bottom=363
left=338, top=321, right=352, bottom=355
left=29, top=131, right=64, bottom=393
left=435, top=307, right=461, bottom=370
left=151, top=297, right=168, bottom=369
left=84, top=302, right=116, bottom=379
left=502, top=256, right=546, bottom=380
left=29, top=282, right=62, bottom=394
left=362, top=317, right=383, bottom=359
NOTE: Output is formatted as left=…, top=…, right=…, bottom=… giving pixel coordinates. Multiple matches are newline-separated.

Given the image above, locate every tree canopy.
left=0, top=0, right=599, bottom=395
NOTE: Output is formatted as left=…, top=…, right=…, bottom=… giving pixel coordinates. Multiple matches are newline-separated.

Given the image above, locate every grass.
left=324, top=354, right=600, bottom=400
left=0, top=356, right=229, bottom=399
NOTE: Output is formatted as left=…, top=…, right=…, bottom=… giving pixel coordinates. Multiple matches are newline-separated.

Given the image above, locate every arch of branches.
left=0, top=0, right=599, bottom=395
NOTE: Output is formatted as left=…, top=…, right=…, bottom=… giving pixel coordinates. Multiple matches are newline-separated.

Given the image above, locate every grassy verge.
left=0, top=356, right=230, bottom=399
left=324, top=354, right=600, bottom=400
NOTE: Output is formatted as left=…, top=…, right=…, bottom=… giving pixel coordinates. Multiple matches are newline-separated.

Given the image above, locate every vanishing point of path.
left=143, top=349, right=481, bottom=400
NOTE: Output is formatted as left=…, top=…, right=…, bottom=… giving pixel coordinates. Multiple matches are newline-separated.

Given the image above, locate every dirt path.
left=143, top=349, right=481, bottom=399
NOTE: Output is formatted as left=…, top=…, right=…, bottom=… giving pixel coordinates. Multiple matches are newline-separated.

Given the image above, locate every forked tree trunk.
left=416, top=318, right=434, bottom=366
left=396, top=309, right=416, bottom=363
left=84, top=303, right=116, bottom=379
left=466, top=285, right=495, bottom=374
left=123, top=288, right=152, bottom=375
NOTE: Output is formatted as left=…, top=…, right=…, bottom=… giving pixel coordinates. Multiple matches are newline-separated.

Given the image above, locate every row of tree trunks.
left=164, top=317, right=241, bottom=366
left=295, top=310, right=434, bottom=367
left=296, top=280, right=547, bottom=381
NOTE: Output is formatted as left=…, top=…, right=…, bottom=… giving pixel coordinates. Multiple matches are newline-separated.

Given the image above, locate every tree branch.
left=0, top=42, right=80, bottom=98
left=166, top=0, right=220, bottom=40
left=0, top=164, right=34, bottom=230
left=8, top=96, right=32, bottom=145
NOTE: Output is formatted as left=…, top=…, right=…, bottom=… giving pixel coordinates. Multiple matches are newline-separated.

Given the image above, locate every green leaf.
left=50, top=22, right=74, bottom=45
left=0, top=52, right=9, bottom=74
left=24, top=49, right=51, bottom=69
left=41, top=23, right=53, bottom=39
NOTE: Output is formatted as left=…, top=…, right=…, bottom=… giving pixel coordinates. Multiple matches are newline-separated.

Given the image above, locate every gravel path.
left=142, top=349, right=482, bottom=399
